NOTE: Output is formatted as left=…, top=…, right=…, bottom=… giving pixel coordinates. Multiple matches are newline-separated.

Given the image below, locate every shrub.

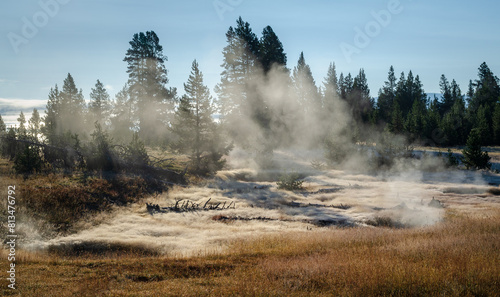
left=462, top=128, right=491, bottom=170
left=277, top=172, right=304, bottom=191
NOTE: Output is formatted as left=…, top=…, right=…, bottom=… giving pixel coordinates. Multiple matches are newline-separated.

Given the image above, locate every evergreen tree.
left=123, top=31, right=174, bottom=143
left=377, top=66, right=397, bottom=123
left=292, top=52, right=319, bottom=111
left=0, top=115, right=6, bottom=132
left=349, top=68, right=372, bottom=123
left=474, top=105, right=491, bottom=145
left=389, top=100, right=404, bottom=134
left=259, top=25, right=287, bottom=73
left=439, top=74, right=453, bottom=115
left=322, top=62, right=339, bottom=115
left=491, top=102, right=500, bottom=145
left=462, top=128, right=491, bottom=170
left=89, top=79, right=111, bottom=127
left=42, top=85, right=61, bottom=144
left=60, top=73, right=86, bottom=136
left=405, top=99, right=426, bottom=142
left=28, top=108, right=41, bottom=140
left=215, top=17, right=261, bottom=142
left=17, top=111, right=27, bottom=138
left=172, top=60, right=229, bottom=175
left=109, top=84, right=134, bottom=142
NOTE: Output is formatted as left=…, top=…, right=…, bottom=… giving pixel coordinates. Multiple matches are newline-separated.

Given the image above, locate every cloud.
left=104, top=84, right=114, bottom=91
left=0, top=98, right=47, bottom=127
left=0, top=98, right=46, bottom=111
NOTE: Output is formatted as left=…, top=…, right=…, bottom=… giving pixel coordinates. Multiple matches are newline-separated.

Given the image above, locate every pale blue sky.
left=1, top=0, right=499, bottom=125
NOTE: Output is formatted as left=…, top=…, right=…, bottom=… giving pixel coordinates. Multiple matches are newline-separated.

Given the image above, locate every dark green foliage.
left=2, top=128, right=18, bottom=160
left=446, top=149, right=459, bottom=167
left=123, top=132, right=149, bottom=167
left=462, top=128, right=491, bottom=170
left=85, top=123, right=117, bottom=172
left=0, top=114, right=5, bottom=132
left=109, top=84, right=134, bottom=142
left=14, top=144, right=44, bottom=175
left=389, top=100, right=404, bottom=134
left=493, top=103, right=500, bottom=145
left=377, top=66, right=397, bottom=123
left=123, top=31, right=175, bottom=143
left=172, top=60, right=230, bottom=175
left=89, top=79, right=111, bottom=127
left=277, top=172, right=304, bottom=191
left=259, top=25, right=287, bottom=73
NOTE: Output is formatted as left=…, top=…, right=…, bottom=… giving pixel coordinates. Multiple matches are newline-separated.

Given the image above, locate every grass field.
left=1, top=209, right=499, bottom=296
left=1, top=152, right=500, bottom=296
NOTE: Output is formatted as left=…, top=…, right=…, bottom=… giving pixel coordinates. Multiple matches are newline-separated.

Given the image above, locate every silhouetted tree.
left=172, top=60, right=230, bottom=175
left=109, top=84, right=135, bottom=142
left=89, top=79, right=111, bottom=127
left=0, top=115, right=6, bottom=133
left=28, top=108, right=41, bottom=140
left=259, top=25, right=287, bottom=73
left=462, top=128, right=491, bottom=170
left=377, top=66, right=397, bottom=123
left=17, top=111, right=27, bottom=138
left=292, top=52, right=319, bottom=116
left=322, top=62, right=339, bottom=116
left=124, top=31, right=174, bottom=143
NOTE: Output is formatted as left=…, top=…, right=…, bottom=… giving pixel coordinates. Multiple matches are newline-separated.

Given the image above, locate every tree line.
left=1, top=16, right=499, bottom=175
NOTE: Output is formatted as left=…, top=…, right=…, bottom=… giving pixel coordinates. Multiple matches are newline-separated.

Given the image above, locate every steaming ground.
left=28, top=150, right=500, bottom=257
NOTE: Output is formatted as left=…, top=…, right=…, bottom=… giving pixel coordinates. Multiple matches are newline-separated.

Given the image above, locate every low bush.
left=276, top=172, right=304, bottom=191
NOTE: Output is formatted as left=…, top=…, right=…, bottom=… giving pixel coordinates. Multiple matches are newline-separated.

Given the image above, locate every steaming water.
left=24, top=150, right=500, bottom=257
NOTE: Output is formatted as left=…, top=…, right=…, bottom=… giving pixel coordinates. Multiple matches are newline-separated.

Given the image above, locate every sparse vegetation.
left=1, top=210, right=498, bottom=296
left=276, top=171, right=304, bottom=191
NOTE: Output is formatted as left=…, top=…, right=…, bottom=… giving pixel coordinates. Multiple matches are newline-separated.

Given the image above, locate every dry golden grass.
left=1, top=209, right=499, bottom=296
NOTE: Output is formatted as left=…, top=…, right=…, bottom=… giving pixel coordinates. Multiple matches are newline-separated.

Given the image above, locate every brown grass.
left=1, top=209, right=499, bottom=296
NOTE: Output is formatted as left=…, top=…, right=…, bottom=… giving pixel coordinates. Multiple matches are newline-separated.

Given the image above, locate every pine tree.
left=0, top=115, right=6, bottom=132
left=322, top=62, right=339, bottom=114
left=390, top=100, right=404, bottom=134
left=60, top=73, right=86, bottom=134
left=89, top=79, right=111, bottom=127
left=259, top=25, right=287, bottom=73
left=462, top=128, right=491, bottom=170
left=349, top=68, right=372, bottom=123
left=109, top=84, right=134, bottom=142
left=123, top=31, right=174, bottom=143
left=215, top=17, right=260, bottom=139
left=493, top=103, right=500, bottom=145
left=438, top=74, right=454, bottom=115
left=292, top=52, right=319, bottom=116
left=377, top=66, right=397, bottom=123
left=28, top=108, right=41, bottom=140
left=42, top=85, right=61, bottom=144
left=17, top=111, right=27, bottom=138
left=172, top=60, right=229, bottom=175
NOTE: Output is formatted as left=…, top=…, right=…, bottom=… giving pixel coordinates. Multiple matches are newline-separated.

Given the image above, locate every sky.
left=1, top=0, right=499, bottom=126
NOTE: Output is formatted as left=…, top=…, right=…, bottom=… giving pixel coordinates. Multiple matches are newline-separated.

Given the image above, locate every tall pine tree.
left=123, top=31, right=174, bottom=143
left=172, top=60, right=229, bottom=175
left=89, top=79, right=111, bottom=127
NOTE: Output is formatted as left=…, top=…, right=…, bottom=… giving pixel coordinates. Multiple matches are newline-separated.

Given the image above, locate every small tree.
left=462, top=128, right=491, bottom=170
left=123, top=132, right=149, bottom=167
left=14, top=144, right=44, bottom=175
left=171, top=60, right=230, bottom=175
left=85, top=123, right=117, bottom=172
left=28, top=108, right=41, bottom=140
